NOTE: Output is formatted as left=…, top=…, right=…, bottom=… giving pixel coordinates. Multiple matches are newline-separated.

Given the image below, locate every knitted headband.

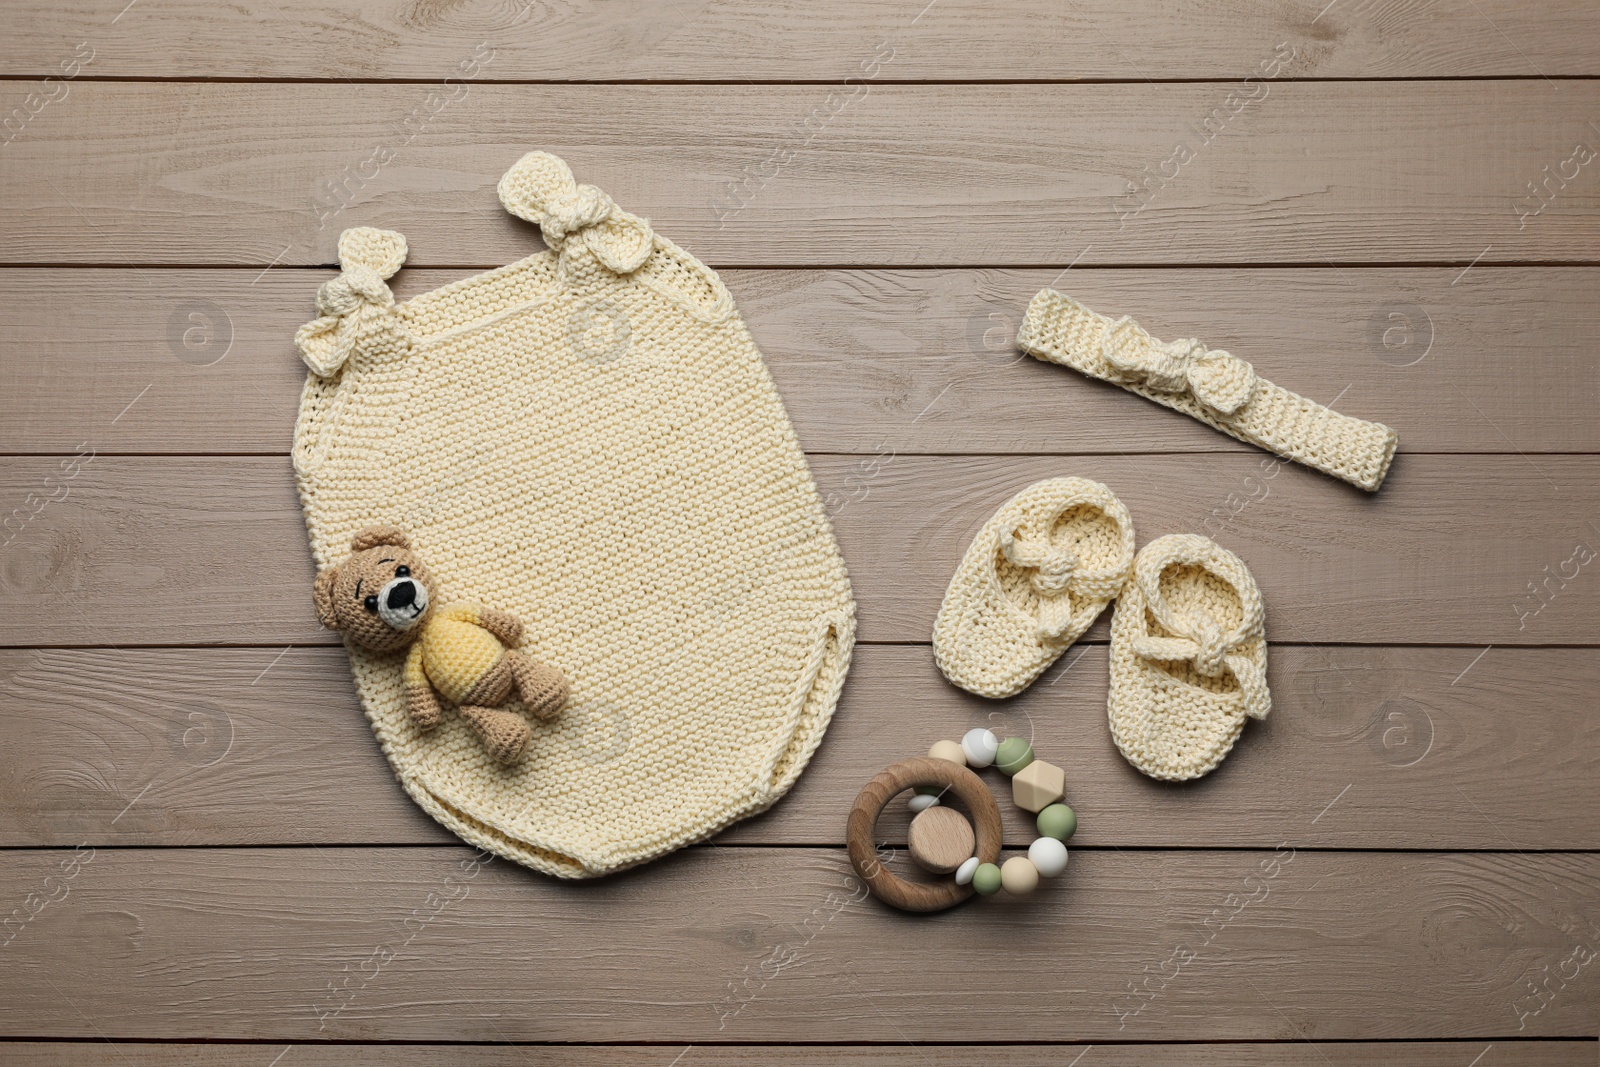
left=292, top=151, right=855, bottom=878
left=1016, top=289, right=1399, bottom=491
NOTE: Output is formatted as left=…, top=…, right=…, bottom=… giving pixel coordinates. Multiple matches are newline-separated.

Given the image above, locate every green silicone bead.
left=914, top=785, right=943, bottom=797
left=1037, top=803, right=1077, bottom=841
left=995, top=737, right=1035, bottom=776
left=972, top=862, right=1003, bottom=896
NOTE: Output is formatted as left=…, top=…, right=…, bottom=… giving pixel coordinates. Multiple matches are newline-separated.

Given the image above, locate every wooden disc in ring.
left=908, top=806, right=975, bottom=873
left=846, top=756, right=1004, bottom=913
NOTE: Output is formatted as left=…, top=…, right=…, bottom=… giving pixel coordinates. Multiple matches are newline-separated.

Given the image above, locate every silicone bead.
left=961, top=728, right=999, bottom=768
left=1027, top=836, right=1069, bottom=877
left=955, top=857, right=980, bottom=886
left=1000, top=856, right=1040, bottom=894
left=972, top=862, right=1003, bottom=896
left=914, top=785, right=943, bottom=796
left=995, top=737, right=1035, bottom=776
left=908, top=793, right=940, bottom=812
left=928, top=739, right=967, bottom=766
left=1036, top=803, right=1077, bottom=841
left=1011, top=759, right=1065, bottom=812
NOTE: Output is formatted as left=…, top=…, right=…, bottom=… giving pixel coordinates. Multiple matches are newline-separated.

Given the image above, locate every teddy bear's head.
left=312, top=526, right=437, bottom=653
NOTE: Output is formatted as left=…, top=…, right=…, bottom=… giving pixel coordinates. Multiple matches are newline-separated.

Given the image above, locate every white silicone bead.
left=954, top=857, right=980, bottom=885
left=908, top=793, right=940, bottom=813
left=1027, top=836, right=1070, bottom=877
left=961, top=728, right=999, bottom=768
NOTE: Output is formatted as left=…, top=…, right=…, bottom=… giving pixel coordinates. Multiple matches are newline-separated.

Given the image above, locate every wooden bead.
left=1011, top=758, right=1065, bottom=812
left=954, top=857, right=980, bottom=885
left=961, top=728, right=999, bottom=768
left=908, top=806, right=975, bottom=874
left=1028, top=836, right=1069, bottom=877
left=1000, top=856, right=1040, bottom=894
left=995, top=736, right=1034, bottom=776
left=927, top=739, right=967, bottom=766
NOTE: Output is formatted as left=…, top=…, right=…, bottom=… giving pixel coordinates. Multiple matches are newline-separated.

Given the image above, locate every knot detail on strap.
left=1130, top=536, right=1270, bottom=720
left=542, top=185, right=615, bottom=246
left=317, top=263, right=391, bottom=317
left=999, top=526, right=1127, bottom=640
left=295, top=227, right=410, bottom=377
left=1132, top=616, right=1237, bottom=680
left=498, top=151, right=655, bottom=275
left=1188, top=616, right=1230, bottom=677
left=1102, top=315, right=1257, bottom=416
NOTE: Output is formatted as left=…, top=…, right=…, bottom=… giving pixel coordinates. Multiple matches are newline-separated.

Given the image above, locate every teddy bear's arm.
left=403, top=642, right=442, bottom=729
left=474, top=607, right=524, bottom=648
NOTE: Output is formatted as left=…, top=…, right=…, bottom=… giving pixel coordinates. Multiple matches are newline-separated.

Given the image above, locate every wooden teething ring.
left=847, top=756, right=1004, bottom=913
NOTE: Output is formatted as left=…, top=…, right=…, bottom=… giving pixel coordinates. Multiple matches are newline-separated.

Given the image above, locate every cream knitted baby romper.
left=293, top=152, right=856, bottom=878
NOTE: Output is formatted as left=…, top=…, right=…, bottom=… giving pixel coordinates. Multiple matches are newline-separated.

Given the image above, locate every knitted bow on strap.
left=1102, top=315, right=1257, bottom=417
left=1131, top=541, right=1271, bottom=720
left=294, top=227, right=410, bottom=377
left=498, top=151, right=655, bottom=275
left=999, top=526, right=1128, bottom=641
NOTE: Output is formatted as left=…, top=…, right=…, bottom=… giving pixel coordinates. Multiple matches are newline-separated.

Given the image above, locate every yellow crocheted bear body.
left=405, top=605, right=508, bottom=705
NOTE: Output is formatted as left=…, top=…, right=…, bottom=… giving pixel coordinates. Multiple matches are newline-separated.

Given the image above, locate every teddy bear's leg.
left=405, top=685, right=443, bottom=729
left=505, top=651, right=569, bottom=722
left=457, top=705, right=532, bottom=764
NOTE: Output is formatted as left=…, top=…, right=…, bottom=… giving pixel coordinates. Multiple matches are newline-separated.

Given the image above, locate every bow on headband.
left=1102, top=316, right=1257, bottom=417
left=497, top=152, right=655, bottom=275
left=294, top=227, right=411, bottom=377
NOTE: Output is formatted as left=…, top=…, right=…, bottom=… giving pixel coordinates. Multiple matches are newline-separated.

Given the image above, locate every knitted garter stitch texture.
left=1017, top=290, right=1399, bottom=492
left=1109, top=534, right=1269, bottom=781
left=292, top=152, right=855, bottom=878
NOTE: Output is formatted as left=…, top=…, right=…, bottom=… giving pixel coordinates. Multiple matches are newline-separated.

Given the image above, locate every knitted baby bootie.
left=1108, top=534, right=1270, bottom=781
left=934, top=477, right=1136, bottom=698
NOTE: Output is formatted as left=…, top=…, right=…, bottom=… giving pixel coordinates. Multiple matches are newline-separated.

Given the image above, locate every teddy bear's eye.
left=395, top=565, right=410, bottom=577
left=363, top=595, right=379, bottom=613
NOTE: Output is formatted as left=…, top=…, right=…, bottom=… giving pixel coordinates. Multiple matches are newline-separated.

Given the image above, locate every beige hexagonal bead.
left=1011, top=759, right=1065, bottom=813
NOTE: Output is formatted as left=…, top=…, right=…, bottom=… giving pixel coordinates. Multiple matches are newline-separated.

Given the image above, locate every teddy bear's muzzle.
left=376, top=576, right=429, bottom=631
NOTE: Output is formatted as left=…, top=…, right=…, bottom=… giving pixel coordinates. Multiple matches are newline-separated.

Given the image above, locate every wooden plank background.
left=2, top=267, right=1595, bottom=455
left=1, top=0, right=1597, bottom=1062
left=4, top=82, right=1600, bottom=266
left=4, top=0, right=1599, bottom=81
left=3, top=1047, right=1596, bottom=1067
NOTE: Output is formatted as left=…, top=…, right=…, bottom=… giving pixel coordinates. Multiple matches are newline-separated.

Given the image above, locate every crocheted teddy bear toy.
left=312, top=526, right=569, bottom=764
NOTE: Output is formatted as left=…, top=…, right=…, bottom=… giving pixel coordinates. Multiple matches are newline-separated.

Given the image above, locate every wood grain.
left=1, top=0, right=1597, bottom=1053
left=0, top=455, right=1593, bottom=646
left=4, top=82, right=1599, bottom=266
left=846, top=757, right=1000, bottom=910
left=1, top=1042, right=1590, bottom=1066
left=4, top=0, right=1597, bottom=80
left=1, top=846, right=1596, bottom=1041
left=4, top=645, right=1595, bottom=850
left=906, top=804, right=975, bottom=873
left=2, top=266, right=1593, bottom=456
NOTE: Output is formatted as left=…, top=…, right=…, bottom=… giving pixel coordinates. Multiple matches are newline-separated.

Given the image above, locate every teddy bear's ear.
left=312, top=566, right=342, bottom=630
left=350, top=525, right=410, bottom=552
